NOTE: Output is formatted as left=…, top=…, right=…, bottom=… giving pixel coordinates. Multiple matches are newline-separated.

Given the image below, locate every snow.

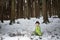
left=0, top=16, right=60, bottom=40
left=3, top=36, right=31, bottom=40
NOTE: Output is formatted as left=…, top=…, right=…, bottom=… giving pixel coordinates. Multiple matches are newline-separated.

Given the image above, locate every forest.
left=0, top=0, right=60, bottom=25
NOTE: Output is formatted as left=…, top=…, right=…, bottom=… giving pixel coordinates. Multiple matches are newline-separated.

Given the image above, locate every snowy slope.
left=0, top=16, right=60, bottom=40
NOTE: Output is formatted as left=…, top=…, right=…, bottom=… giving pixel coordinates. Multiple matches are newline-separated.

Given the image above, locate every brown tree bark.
left=17, top=0, right=19, bottom=18
left=8, top=0, right=11, bottom=19
left=57, top=0, right=60, bottom=18
left=35, top=0, right=40, bottom=18
left=0, top=0, right=4, bottom=23
left=30, top=0, right=34, bottom=17
left=0, top=0, right=2, bottom=19
left=3, top=0, right=7, bottom=19
left=47, top=0, right=52, bottom=18
left=17, top=0, right=23, bottom=18
left=10, top=0, right=15, bottom=25
left=42, top=0, right=49, bottom=23
left=23, top=0, right=26, bottom=18
left=20, top=0, right=23, bottom=18
left=27, top=0, right=31, bottom=19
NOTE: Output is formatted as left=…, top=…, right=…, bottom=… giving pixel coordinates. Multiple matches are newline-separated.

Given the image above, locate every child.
left=34, top=21, right=42, bottom=36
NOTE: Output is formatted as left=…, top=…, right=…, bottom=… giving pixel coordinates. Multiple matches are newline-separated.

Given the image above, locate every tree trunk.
left=0, top=0, right=4, bottom=23
left=7, top=0, right=11, bottom=20
left=42, top=0, right=49, bottom=23
left=3, top=0, right=7, bottom=19
left=17, top=0, right=19, bottom=18
left=20, top=0, right=23, bottom=18
left=57, top=0, right=60, bottom=18
left=30, top=0, right=34, bottom=17
left=47, top=0, right=51, bottom=18
left=35, top=0, right=40, bottom=18
left=23, top=0, right=26, bottom=18
left=17, top=0, right=23, bottom=18
left=33, top=0, right=36, bottom=17
left=27, top=0, right=31, bottom=19
left=10, top=0, right=15, bottom=25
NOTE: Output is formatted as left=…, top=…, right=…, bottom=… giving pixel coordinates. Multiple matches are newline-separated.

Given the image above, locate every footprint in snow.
left=54, top=33, right=58, bottom=36
left=51, top=35, right=56, bottom=39
left=57, top=36, right=60, bottom=39
left=54, top=29, right=56, bottom=31
left=51, top=35, right=55, bottom=38
left=31, top=38, right=33, bottom=40
left=17, top=21, right=20, bottom=24
left=39, top=37, right=42, bottom=39
left=35, top=39, right=38, bottom=40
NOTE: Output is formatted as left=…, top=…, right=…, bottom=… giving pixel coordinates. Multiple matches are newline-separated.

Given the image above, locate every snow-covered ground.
left=0, top=16, right=60, bottom=40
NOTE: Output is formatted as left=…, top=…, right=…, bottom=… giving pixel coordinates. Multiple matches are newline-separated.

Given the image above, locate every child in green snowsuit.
left=34, top=21, right=42, bottom=36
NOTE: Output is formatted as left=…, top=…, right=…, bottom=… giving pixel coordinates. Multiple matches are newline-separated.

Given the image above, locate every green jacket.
left=35, top=25, right=42, bottom=36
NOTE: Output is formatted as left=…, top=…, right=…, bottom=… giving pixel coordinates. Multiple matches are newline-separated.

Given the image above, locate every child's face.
left=35, top=23, right=39, bottom=26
